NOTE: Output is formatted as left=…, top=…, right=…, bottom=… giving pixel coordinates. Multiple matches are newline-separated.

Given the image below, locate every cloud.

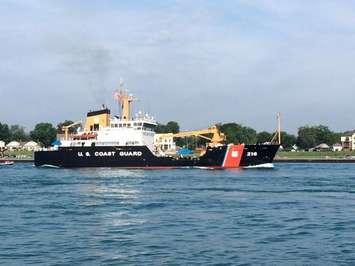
left=1, top=0, right=355, bottom=133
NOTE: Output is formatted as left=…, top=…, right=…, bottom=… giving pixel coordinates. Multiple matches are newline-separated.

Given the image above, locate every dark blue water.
left=0, top=163, right=354, bottom=265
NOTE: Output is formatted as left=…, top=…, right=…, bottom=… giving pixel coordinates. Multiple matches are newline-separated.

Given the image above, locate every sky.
left=1, top=0, right=355, bottom=133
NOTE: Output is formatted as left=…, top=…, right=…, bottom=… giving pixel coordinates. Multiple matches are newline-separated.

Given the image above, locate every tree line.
left=0, top=120, right=347, bottom=149
left=0, top=122, right=57, bottom=147
left=158, top=122, right=345, bottom=150
left=0, top=120, right=83, bottom=147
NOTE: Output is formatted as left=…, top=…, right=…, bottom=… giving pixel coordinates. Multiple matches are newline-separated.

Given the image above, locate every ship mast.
left=114, top=82, right=136, bottom=121
left=271, top=112, right=282, bottom=145
left=277, top=112, right=281, bottom=145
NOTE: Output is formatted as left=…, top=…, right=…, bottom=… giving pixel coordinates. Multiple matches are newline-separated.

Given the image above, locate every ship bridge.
left=60, top=87, right=158, bottom=153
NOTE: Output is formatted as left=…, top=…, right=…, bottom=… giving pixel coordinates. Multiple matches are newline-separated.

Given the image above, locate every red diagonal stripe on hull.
left=222, top=144, right=244, bottom=168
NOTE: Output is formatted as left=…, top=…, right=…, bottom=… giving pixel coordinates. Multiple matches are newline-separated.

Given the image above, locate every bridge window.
left=143, top=123, right=156, bottom=131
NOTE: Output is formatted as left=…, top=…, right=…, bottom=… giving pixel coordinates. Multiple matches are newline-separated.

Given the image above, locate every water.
left=0, top=163, right=355, bottom=265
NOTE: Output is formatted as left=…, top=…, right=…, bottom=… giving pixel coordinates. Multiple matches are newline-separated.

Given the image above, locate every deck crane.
left=156, top=125, right=226, bottom=148
left=62, top=121, right=82, bottom=141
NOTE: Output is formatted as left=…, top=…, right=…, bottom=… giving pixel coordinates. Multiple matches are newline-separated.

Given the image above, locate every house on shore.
left=23, top=141, right=40, bottom=151
left=312, top=143, right=330, bottom=152
left=332, top=143, right=343, bottom=152
left=341, top=133, right=355, bottom=150
left=6, top=141, right=21, bottom=150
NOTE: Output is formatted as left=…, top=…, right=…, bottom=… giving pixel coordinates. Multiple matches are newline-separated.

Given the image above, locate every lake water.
left=0, top=163, right=354, bottom=265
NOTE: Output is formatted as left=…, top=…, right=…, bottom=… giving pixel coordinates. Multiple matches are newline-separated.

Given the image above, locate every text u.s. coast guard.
left=77, top=151, right=143, bottom=157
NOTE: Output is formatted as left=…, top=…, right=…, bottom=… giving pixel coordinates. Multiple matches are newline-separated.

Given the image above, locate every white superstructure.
left=61, top=117, right=157, bottom=149
left=59, top=89, right=159, bottom=153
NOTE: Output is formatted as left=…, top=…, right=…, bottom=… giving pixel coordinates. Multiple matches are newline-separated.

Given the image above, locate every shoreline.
left=0, top=158, right=34, bottom=163
left=275, top=158, right=355, bottom=163
left=3, top=158, right=355, bottom=164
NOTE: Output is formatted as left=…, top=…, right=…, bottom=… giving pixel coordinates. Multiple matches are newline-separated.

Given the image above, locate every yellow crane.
left=62, top=121, right=82, bottom=140
left=156, top=125, right=226, bottom=147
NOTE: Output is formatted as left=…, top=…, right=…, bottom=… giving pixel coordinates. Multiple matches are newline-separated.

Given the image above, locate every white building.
left=313, top=143, right=330, bottom=151
left=332, top=143, right=343, bottom=152
left=341, top=134, right=355, bottom=150
left=0, top=141, right=5, bottom=148
left=154, top=134, right=177, bottom=152
left=23, top=141, right=40, bottom=151
left=6, top=141, right=21, bottom=150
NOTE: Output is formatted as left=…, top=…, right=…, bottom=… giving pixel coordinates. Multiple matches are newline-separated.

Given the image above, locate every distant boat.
left=0, top=161, right=14, bottom=166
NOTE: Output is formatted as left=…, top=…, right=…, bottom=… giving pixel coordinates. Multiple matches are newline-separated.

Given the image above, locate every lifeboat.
left=73, top=132, right=98, bottom=140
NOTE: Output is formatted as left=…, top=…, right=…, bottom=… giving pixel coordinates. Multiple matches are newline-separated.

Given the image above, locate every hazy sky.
left=1, top=0, right=355, bottom=133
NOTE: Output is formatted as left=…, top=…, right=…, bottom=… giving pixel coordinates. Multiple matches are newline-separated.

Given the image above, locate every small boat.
left=0, top=161, right=14, bottom=166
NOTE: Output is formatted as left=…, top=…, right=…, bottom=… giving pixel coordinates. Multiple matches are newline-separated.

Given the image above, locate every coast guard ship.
left=34, top=87, right=279, bottom=168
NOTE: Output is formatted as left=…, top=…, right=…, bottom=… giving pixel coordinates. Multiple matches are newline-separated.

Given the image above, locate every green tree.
left=331, top=132, right=342, bottom=145
left=9, top=125, right=29, bottom=141
left=219, top=123, right=257, bottom=144
left=296, top=125, right=338, bottom=149
left=281, top=131, right=297, bottom=149
left=30, top=123, right=57, bottom=147
left=0, top=123, right=11, bottom=142
left=155, top=123, right=166, bottom=133
left=256, top=130, right=296, bottom=149
left=155, top=121, right=180, bottom=133
left=297, top=126, right=316, bottom=149
left=257, top=131, right=272, bottom=143
left=165, top=121, right=179, bottom=134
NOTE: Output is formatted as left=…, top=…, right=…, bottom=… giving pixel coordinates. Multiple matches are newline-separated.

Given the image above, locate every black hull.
left=34, top=144, right=279, bottom=169
left=240, top=144, right=280, bottom=167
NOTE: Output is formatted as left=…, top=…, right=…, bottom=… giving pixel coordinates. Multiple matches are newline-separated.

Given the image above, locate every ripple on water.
left=0, top=163, right=355, bottom=265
